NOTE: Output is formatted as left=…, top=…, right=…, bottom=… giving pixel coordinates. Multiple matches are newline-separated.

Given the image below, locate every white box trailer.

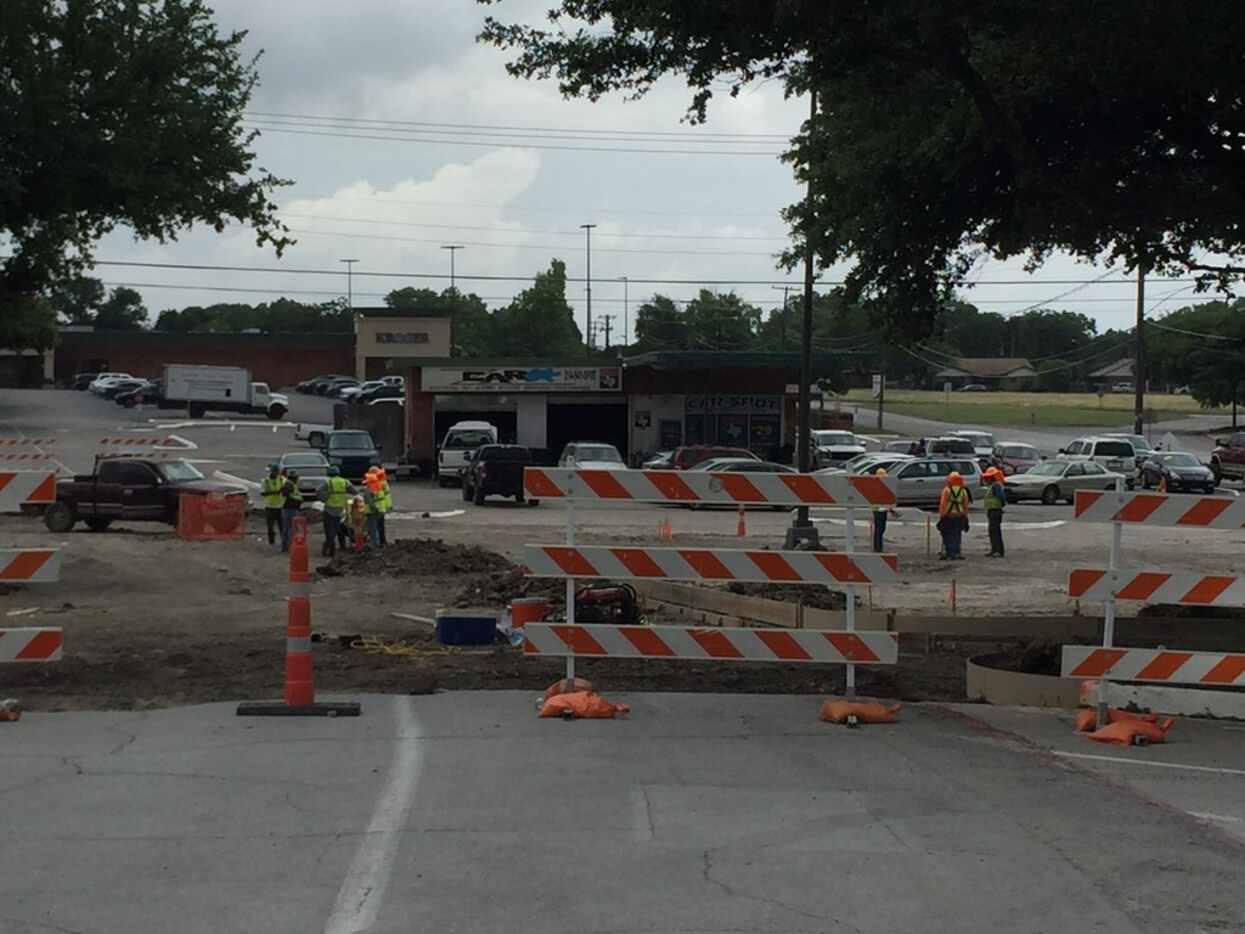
left=160, top=364, right=289, bottom=419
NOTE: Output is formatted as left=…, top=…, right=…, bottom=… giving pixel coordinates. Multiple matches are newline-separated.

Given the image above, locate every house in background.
left=933, top=357, right=1037, bottom=390
left=1088, top=358, right=1135, bottom=389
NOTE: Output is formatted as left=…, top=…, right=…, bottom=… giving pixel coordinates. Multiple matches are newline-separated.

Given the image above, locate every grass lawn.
left=841, top=389, right=1219, bottom=428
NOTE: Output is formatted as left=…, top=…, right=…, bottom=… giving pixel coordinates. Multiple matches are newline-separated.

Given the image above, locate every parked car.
left=368, top=396, right=403, bottom=408
left=669, top=445, right=759, bottom=470
left=326, top=378, right=361, bottom=399
left=42, top=457, right=246, bottom=532
left=99, top=378, right=148, bottom=400
left=379, top=375, right=405, bottom=387
left=957, top=383, right=988, bottom=392
left=315, top=377, right=354, bottom=396
left=926, top=436, right=977, bottom=457
left=557, top=442, right=626, bottom=469
left=1104, top=433, right=1154, bottom=457
left=115, top=380, right=162, bottom=407
left=889, top=457, right=984, bottom=506
left=1139, top=452, right=1217, bottom=493
left=89, top=372, right=132, bottom=394
left=340, top=379, right=384, bottom=403
left=357, top=383, right=403, bottom=404
left=950, top=430, right=996, bottom=459
left=1211, top=431, right=1245, bottom=484
left=319, top=429, right=379, bottom=480
left=437, top=421, right=498, bottom=487
left=278, top=451, right=332, bottom=499
left=300, top=374, right=348, bottom=394
left=462, top=444, right=533, bottom=505
left=817, top=452, right=909, bottom=475
left=1111, top=382, right=1134, bottom=393
left=882, top=439, right=919, bottom=454
left=643, top=451, right=673, bottom=470
left=847, top=454, right=914, bottom=476
left=811, top=430, right=866, bottom=468
left=1004, top=460, right=1125, bottom=505
left=1057, top=436, right=1138, bottom=483
left=72, top=372, right=99, bottom=391
left=990, top=443, right=1042, bottom=475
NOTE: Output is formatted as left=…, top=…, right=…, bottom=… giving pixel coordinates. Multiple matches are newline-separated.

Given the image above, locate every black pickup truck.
left=43, top=457, right=247, bottom=532
left=461, top=445, right=536, bottom=506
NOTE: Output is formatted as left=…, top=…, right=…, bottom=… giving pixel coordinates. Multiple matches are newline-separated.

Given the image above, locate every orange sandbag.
left=539, top=691, right=630, bottom=720
left=543, top=677, right=594, bottom=701
left=1087, top=716, right=1176, bottom=746
left=818, top=699, right=901, bottom=724
left=1074, top=707, right=1158, bottom=732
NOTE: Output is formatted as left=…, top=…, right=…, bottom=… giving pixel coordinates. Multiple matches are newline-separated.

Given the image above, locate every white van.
left=437, top=421, right=498, bottom=487
left=1057, top=436, right=1138, bottom=484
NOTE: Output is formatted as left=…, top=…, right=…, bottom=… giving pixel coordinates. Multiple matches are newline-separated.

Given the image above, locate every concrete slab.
left=3, top=694, right=1243, bottom=933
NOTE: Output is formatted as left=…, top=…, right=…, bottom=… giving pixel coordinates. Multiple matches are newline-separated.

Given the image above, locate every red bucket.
left=510, top=596, right=551, bottom=630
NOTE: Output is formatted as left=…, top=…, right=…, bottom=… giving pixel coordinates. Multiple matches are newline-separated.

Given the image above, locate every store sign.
left=376, top=332, right=430, bottom=345
left=685, top=394, right=781, bottom=414
left=422, top=366, right=622, bottom=393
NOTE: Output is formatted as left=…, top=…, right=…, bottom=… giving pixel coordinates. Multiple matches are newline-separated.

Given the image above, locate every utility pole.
left=787, top=83, right=819, bottom=550
left=618, top=276, right=629, bottom=347
left=339, top=258, right=359, bottom=310
left=770, top=285, right=792, bottom=350
left=1134, top=264, right=1147, bottom=437
left=601, top=314, right=615, bottom=351
left=878, top=347, right=886, bottom=432
left=440, top=245, right=464, bottom=290
left=581, top=223, right=597, bottom=355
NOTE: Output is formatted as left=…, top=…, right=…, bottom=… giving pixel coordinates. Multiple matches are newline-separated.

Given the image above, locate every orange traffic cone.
left=945, top=578, right=957, bottom=613
left=736, top=504, right=747, bottom=538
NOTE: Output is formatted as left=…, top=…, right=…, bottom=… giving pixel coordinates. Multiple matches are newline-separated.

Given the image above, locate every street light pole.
left=618, top=276, right=629, bottom=347
left=581, top=224, right=597, bottom=354
left=440, top=245, right=464, bottom=290
left=339, top=258, right=359, bottom=310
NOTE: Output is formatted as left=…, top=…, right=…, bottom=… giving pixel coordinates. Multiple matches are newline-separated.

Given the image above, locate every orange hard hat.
left=948, top=471, right=963, bottom=484
left=874, top=466, right=887, bottom=476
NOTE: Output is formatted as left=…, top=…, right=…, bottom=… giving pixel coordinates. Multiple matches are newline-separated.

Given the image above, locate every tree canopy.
left=0, top=0, right=291, bottom=319
left=479, top=2, right=1245, bottom=335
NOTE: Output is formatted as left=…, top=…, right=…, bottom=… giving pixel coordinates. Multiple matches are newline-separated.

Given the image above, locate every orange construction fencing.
left=176, top=493, right=246, bottom=540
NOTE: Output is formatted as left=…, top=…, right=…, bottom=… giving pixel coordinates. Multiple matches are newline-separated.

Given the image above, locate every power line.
left=246, top=110, right=793, bottom=141
left=320, top=194, right=783, bottom=220
left=243, top=123, right=784, bottom=157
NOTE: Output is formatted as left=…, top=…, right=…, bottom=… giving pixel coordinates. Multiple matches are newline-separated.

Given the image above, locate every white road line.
left=324, top=697, right=422, bottom=934
left=1054, top=750, right=1245, bottom=776
left=1188, top=811, right=1243, bottom=823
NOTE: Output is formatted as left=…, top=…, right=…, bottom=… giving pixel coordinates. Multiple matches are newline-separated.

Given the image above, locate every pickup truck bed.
left=461, top=445, right=535, bottom=506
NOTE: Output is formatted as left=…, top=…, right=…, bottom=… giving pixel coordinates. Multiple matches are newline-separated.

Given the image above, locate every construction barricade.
left=1062, top=486, right=1245, bottom=727
left=176, top=492, right=246, bottom=540
left=0, top=470, right=56, bottom=514
left=520, top=467, right=900, bottom=701
left=0, top=547, right=62, bottom=583
left=0, top=627, right=63, bottom=662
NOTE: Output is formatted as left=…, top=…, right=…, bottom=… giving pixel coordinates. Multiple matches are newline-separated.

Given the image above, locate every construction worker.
left=937, top=471, right=969, bottom=561
left=983, top=467, right=1007, bottom=558
left=363, top=466, right=384, bottom=546
left=372, top=464, right=391, bottom=546
left=871, top=466, right=899, bottom=553
left=279, top=469, right=303, bottom=553
left=316, top=466, right=355, bottom=558
left=260, top=463, right=284, bottom=546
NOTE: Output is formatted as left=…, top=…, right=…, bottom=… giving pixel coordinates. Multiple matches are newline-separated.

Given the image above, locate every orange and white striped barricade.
left=0, top=438, right=55, bottom=447
left=237, top=516, right=359, bottom=718
left=0, top=627, right=63, bottom=663
left=0, top=547, right=62, bottom=583
left=1061, top=646, right=1245, bottom=687
left=524, top=623, right=898, bottom=665
left=0, top=453, right=53, bottom=461
left=1069, top=568, right=1245, bottom=606
left=522, top=467, right=899, bottom=698
left=97, top=435, right=194, bottom=450
left=1070, top=483, right=1245, bottom=726
left=0, top=470, right=56, bottom=513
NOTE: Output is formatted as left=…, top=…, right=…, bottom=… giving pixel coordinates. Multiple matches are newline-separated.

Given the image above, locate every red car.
left=668, top=445, right=760, bottom=470
left=990, top=442, right=1042, bottom=475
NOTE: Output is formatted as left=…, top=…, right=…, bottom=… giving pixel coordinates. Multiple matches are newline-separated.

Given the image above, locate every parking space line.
left=323, top=697, right=422, bottom=934
left=1054, top=750, right=1245, bottom=776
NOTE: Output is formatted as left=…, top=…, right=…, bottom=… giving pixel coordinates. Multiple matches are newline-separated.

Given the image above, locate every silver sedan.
left=1003, top=460, right=1125, bottom=505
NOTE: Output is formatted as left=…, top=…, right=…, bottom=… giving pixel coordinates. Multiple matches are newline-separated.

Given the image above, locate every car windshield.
left=575, top=444, right=623, bottom=463
left=959, top=432, right=995, bottom=446
left=931, top=439, right=975, bottom=454
left=1002, top=445, right=1038, bottom=458
left=884, top=441, right=915, bottom=453
left=1094, top=441, right=1133, bottom=457
left=157, top=461, right=205, bottom=482
left=330, top=432, right=374, bottom=450
left=281, top=453, right=328, bottom=469
left=813, top=431, right=856, bottom=446
left=843, top=454, right=877, bottom=470
left=1158, top=453, right=1201, bottom=467
left=1026, top=462, right=1067, bottom=477
left=1111, top=434, right=1153, bottom=451
left=444, top=430, right=494, bottom=449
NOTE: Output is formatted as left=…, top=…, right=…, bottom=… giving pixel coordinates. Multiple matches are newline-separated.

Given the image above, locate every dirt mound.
left=454, top=566, right=566, bottom=609
left=318, top=538, right=514, bottom=578
left=725, top=582, right=850, bottom=610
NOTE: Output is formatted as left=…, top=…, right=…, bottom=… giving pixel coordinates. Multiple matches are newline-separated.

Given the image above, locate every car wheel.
left=85, top=518, right=113, bottom=532
left=473, top=485, right=485, bottom=506
left=268, top=405, right=286, bottom=420
left=1212, top=461, right=1223, bottom=485
left=515, top=491, right=526, bottom=504
left=1040, top=485, right=1060, bottom=506
left=44, top=502, right=76, bottom=532
left=188, top=402, right=205, bottom=418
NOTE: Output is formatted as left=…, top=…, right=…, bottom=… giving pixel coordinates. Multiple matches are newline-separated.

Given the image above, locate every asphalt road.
left=4, top=694, right=1242, bottom=934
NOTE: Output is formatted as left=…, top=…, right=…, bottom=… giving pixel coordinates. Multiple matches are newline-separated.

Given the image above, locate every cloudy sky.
left=91, top=0, right=1213, bottom=341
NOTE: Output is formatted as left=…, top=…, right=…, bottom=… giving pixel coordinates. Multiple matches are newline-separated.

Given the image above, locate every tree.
left=480, top=2, right=1245, bottom=336
left=94, top=287, right=148, bottom=331
left=0, top=295, right=56, bottom=351
left=493, top=260, right=583, bottom=356
left=0, top=0, right=291, bottom=317
left=47, top=277, right=105, bottom=325
left=386, top=287, right=496, bottom=357
left=633, top=295, right=686, bottom=350
left=682, top=291, right=762, bottom=350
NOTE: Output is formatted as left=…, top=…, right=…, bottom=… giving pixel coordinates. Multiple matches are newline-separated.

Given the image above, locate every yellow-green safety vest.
left=324, top=475, right=350, bottom=509
left=945, top=486, right=968, bottom=516
left=375, top=481, right=391, bottom=513
left=261, top=475, right=284, bottom=508
left=285, top=483, right=303, bottom=506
